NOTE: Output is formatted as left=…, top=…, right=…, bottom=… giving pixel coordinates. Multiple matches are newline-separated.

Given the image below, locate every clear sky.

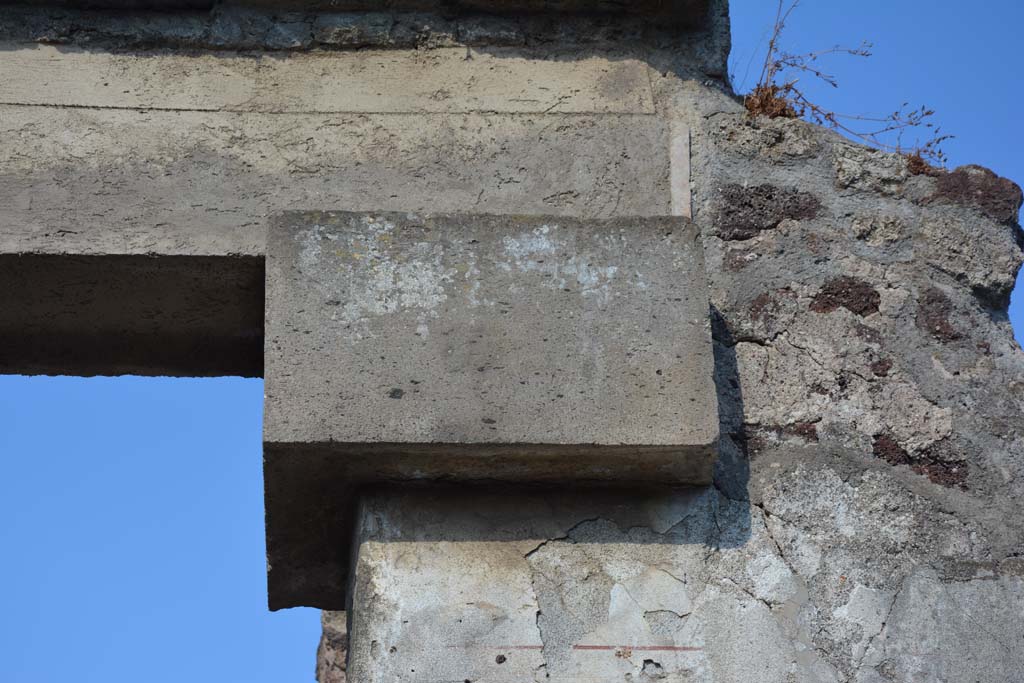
left=0, top=2, right=1021, bottom=682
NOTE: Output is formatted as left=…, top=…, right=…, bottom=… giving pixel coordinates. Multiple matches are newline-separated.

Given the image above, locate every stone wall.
left=3, top=1, right=1023, bottom=679
left=692, top=94, right=1024, bottom=681
left=0, top=2, right=727, bottom=378
left=320, top=92, right=1024, bottom=683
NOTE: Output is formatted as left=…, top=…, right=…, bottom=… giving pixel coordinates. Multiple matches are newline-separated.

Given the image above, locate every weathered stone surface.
left=265, top=211, right=717, bottom=473
left=0, top=44, right=655, bottom=114
left=317, top=611, right=348, bottom=683
left=0, top=106, right=672, bottom=260
left=264, top=211, right=717, bottom=610
left=2, top=1, right=713, bottom=27
left=337, top=91, right=1024, bottom=682
left=347, top=488, right=734, bottom=683
left=312, top=12, right=394, bottom=47
left=0, top=4, right=720, bottom=52
left=346, top=474, right=1024, bottom=682
left=682, top=97, right=1024, bottom=679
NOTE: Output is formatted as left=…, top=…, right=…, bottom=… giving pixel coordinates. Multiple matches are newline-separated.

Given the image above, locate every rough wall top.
left=7, top=0, right=711, bottom=27
left=0, top=3, right=726, bottom=56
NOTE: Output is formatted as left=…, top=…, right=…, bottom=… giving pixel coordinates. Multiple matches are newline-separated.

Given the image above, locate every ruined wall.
left=691, top=93, right=1024, bottom=681
left=0, top=2, right=726, bottom=377
left=319, top=86, right=1024, bottom=683
left=3, top=1, right=1023, bottom=680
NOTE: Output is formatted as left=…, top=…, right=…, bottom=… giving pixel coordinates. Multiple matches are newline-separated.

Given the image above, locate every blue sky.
left=1, top=3, right=1021, bottom=682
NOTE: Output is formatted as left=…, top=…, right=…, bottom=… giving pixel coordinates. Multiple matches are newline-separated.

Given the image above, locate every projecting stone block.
left=263, top=211, right=717, bottom=608
left=265, top=211, right=717, bottom=480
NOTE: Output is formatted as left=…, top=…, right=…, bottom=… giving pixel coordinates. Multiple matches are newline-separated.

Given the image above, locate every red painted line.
left=445, top=644, right=702, bottom=652
left=445, top=645, right=543, bottom=650
left=573, top=645, right=702, bottom=652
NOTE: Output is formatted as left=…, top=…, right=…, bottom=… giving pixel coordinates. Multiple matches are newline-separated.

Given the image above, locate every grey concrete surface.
left=265, top=211, right=717, bottom=467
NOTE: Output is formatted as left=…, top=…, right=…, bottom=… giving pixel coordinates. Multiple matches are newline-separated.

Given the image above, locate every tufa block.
left=263, top=211, right=718, bottom=608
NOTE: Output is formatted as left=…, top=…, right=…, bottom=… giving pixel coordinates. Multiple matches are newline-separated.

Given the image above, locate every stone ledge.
left=0, top=44, right=656, bottom=114
left=263, top=211, right=719, bottom=608
left=0, top=254, right=263, bottom=377
left=0, top=3, right=714, bottom=52
left=265, top=212, right=717, bottom=452
left=7, top=1, right=711, bottom=24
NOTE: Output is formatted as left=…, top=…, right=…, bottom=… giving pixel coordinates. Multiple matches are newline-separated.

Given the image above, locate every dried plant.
left=745, top=0, right=952, bottom=167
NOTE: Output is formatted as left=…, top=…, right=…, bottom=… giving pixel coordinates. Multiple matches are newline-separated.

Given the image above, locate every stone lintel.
left=0, top=253, right=263, bottom=377
left=263, top=211, right=718, bottom=608
left=12, top=1, right=711, bottom=27
left=0, top=46, right=656, bottom=115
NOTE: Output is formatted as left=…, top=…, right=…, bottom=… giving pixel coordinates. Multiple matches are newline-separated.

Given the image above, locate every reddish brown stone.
left=912, top=461, right=968, bottom=489
left=810, top=277, right=881, bottom=317
left=873, top=433, right=911, bottom=466
left=931, top=165, right=1023, bottom=224
left=873, top=433, right=968, bottom=489
left=715, top=184, right=820, bottom=240
left=916, top=288, right=961, bottom=341
left=783, top=422, right=819, bottom=442
left=749, top=292, right=774, bottom=321
left=870, top=358, right=893, bottom=377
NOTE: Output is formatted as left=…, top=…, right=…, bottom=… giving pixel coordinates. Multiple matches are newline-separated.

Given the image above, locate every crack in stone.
left=526, top=567, right=550, bottom=677
left=752, top=502, right=800, bottom=580
left=935, top=576, right=1017, bottom=657
left=643, top=608, right=689, bottom=620
left=856, top=578, right=902, bottom=672
left=523, top=517, right=602, bottom=559
left=721, top=576, right=775, bottom=610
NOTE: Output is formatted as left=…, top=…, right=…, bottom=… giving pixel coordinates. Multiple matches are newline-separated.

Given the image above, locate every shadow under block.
left=0, top=254, right=264, bottom=377
left=263, top=211, right=718, bottom=608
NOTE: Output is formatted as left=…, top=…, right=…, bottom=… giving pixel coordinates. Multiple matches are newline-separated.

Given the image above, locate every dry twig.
left=745, top=0, right=952, bottom=166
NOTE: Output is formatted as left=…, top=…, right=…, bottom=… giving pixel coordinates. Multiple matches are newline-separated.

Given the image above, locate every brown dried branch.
left=745, top=0, right=952, bottom=166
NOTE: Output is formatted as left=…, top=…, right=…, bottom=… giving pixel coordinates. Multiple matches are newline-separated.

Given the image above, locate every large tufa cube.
left=263, top=211, right=719, bottom=608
